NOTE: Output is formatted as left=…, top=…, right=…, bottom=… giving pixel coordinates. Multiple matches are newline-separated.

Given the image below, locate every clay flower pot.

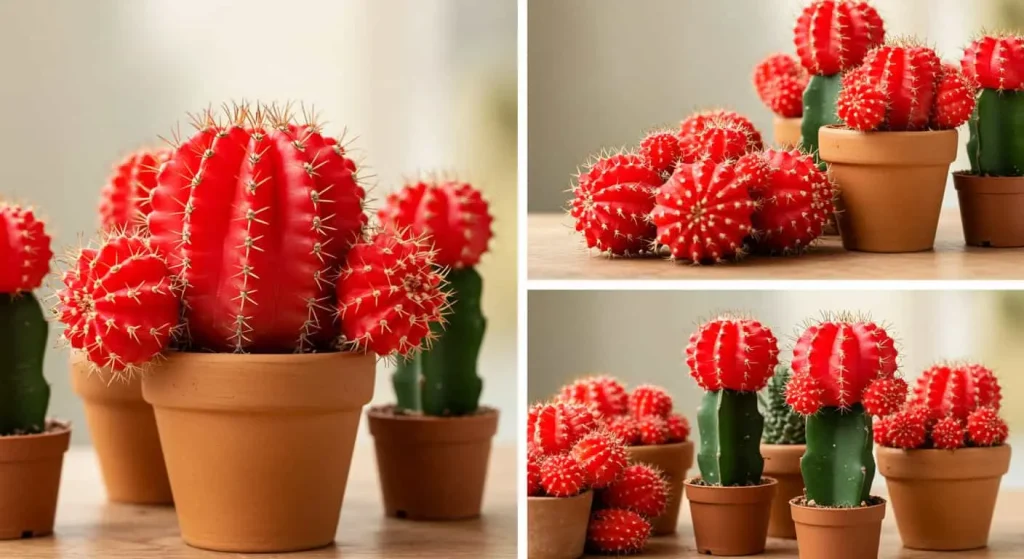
left=626, top=440, right=694, bottom=535
left=527, top=491, right=593, bottom=559
left=877, top=444, right=1011, bottom=550
left=142, top=351, right=375, bottom=553
left=685, top=477, right=776, bottom=555
left=790, top=497, right=886, bottom=559
left=954, top=173, right=1024, bottom=247
left=819, top=126, right=958, bottom=253
left=760, top=443, right=804, bottom=539
left=69, top=353, right=171, bottom=505
left=773, top=116, right=802, bottom=149
left=367, top=406, right=499, bottom=520
left=0, top=421, right=70, bottom=539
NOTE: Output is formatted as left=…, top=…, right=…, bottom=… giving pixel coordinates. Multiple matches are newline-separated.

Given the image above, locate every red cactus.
left=527, top=448, right=544, bottom=496
left=967, top=407, right=1009, bottom=447
left=529, top=401, right=598, bottom=455
left=787, top=373, right=825, bottom=416
left=639, top=131, right=682, bottom=176
left=55, top=234, right=178, bottom=374
left=628, top=385, right=673, bottom=418
left=666, top=413, right=690, bottom=442
left=586, top=509, right=651, bottom=554
left=679, top=110, right=763, bottom=152
left=932, top=69, right=979, bottom=130
left=377, top=178, right=493, bottom=269
left=767, top=76, right=807, bottom=119
left=336, top=231, right=448, bottom=357
left=636, top=416, right=669, bottom=446
left=961, top=34, right=1024, bottom=91
left=861, top=377, right=909, bottom=417
left=605, top=415, right=641, bottom=446
left=539, top=454, right=587, bottom=498
left=680, top=120, right=753, bottom=164
left=884, top=408, right=928, bottom=449
left=836, top=81, right=888, bottom=132
left=569, top=153, right=662, bottom=256
left=794, top=1, right=885, bottom=76
left=931, top=416, right=965, bottom=450
left=743, top=149, right=835, bottom=254
left=0, top=204, right=52, bottom=294
left=147, top=104, right=366, bottom=353
left=600, top=464, right=669, bottom=518
left=753, top=54, right=809, bottom=118
left=651, top=159, right=756, bottom=264
left=911, top=363, right=1002, bottom=421
left=99, top=147, right=172, bottom=232
left=559, top=375, right=629, bottom=416
left=686, top=315, right=779, bottom=392
left=572, top=431, right=628, bottom=488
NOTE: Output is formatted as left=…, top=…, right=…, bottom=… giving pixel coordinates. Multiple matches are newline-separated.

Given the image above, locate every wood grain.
left=528, top=209, right=1024, bottom=280
left=0, top=445, right=516, bottom=558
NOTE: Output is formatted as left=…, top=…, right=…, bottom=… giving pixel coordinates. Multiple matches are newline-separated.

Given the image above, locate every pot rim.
left=626, top=440, right=693, bottom=451
left=819, top=125, right=958, bottom=166
left=0, top=420, right=72, bottom=463
left=760, top=442, right=806, bottom=474
left=366, top=404, right=499, bottom=422
left=877, top=444, right=1011, bottom=480
left=953, top=171, right=1024, bottom=194
left=527, top=490, right=593, bottom=504
left=789, top=495, right=886, bottom=526
left=367, top=405, right=499, bottom=442
left=684, top=476, right=778, bottom=504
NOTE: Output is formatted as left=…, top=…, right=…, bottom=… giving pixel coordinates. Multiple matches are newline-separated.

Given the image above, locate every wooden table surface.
left=528, top=209, right=1024, bottom=280
left=0, top=445, right=516, bottom=558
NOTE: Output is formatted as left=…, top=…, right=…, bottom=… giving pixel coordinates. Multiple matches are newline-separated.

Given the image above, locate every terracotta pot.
left=773, top=116, right=802, bottom=148
left=685, top=477, right=776, bottom=555
left=626, top=440, right=693, bottom=535
left=142, top=351, right=375, bottom=553
left=877, top=445, right=1011, bottom=550
left=0, top=421, right=70, bottom=539
left=790, top=497, right=886, bottom=559
left=954, top=173, right=1024, bottom=247
left=527, top=491, right=593, bottom=559
left=69, top=353, right=171, bottom=505
left=367, top=406, right=498, bottom=520
left=819, top=126, right=958, bottom=253
left=760, top=443, right=804, bottom=539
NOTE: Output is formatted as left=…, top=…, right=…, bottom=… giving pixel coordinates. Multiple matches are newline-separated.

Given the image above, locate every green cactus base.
left=800, top=74, right=844, bottom=166
left=802, top=405, right=874, bottom=507
left=0, top=293, right=50, bottom=436
left=968, top=89, right=1024, bottom=176
left=697, top=390, right=764, bottom=486
left=393, top=357, right=422, bottom=412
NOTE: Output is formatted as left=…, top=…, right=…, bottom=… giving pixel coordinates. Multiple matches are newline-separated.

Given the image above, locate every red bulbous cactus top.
left=961, top=34, right=1024, bottom=91
left=753, top=53, right=809, bottom=118
left=0, top=203, right=52, bottom=294
left=378, top=178, right=493, bottom=269
left=685, top=315, right=780, bottom=392
left=794, top=0, right=885, bottom=76
left=678, top=110, right=764, bottom=154
left=558, top=375, right=629, bottom=416
left=147, top=103, right=367, bottom=353
left=99, top=147, right=172, bottom=233
left=911, top=362, right=1002, bottom=421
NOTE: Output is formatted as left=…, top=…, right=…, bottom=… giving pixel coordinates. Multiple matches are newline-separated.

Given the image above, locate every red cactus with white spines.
left=794, top=1, right=885, bottom=76
left=571, top=431, right=628, bottom=488
left=911, top=363, right=1002, bottom=421
left=569, top=153, right=662, bottom=256
left=600, top=464, right=669, bottom=518
left=836, top=81, right=888, bottom=132
left=861, top=377, right=909, bottom=417
left=529, top=401, right=598, bottom=455
left=0, top=204, right=52, bottom=294
left=678, top=110, right=763, bottom=153
left=636, top=416, right=669, bottom=446
left=628, top=385, right=673, bottom=418
left=686, top=315, right=780, bottom=393
left=753, top=53, right=809, bottom=118
left=605, top=415, right=641, bottom=446
left=881, top=407, right=928, bottom=449
left=967, top=407, right=1009, bottom=447
left=680, top=120, right=753, bottom=164
left=639, top=131, right=682, bottom=177
left=666, top=414, right=690, bottom=442
left=99, top=147, right=172, bottom=232
left=931, top=416, right=965, bottom=450
left=539, top=454, right=587, bottom=498
left=586, top=509, right=652, bottom=554
left=559, top=375, right=629, bottom=416
left=527, top=448, right=544, bottom=496
left=961, top=34, right=1024, bottom=91
left=932, top=69, right=978, bottom=129
left=377, top=178, right=493, bottom=269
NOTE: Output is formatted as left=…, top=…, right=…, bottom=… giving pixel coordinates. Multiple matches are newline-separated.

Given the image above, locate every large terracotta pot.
left=626, top=440, right=693, bottom=535
left=527, top=491, right=593, bottom=559
left=760, top=443, right=804, bottom=539
left=954, top=173, right=1024, bottom=247
left=367, top=406, right=498, bottom=520
left=685, top=477, right=776, bottom=556
left=773, top=116, right=802, bottom=149
left=142, top=351, right=375, bottom=553
left=0, top=422, right=70, bottom=539
left=791, top=497, right=886, bottom=559
left=819, top=126, right=958, bottom=253
left=877, top=445, right=1011, bottom=550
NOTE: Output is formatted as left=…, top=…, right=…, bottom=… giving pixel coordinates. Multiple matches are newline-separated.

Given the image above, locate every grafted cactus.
left=961, top=34, right=1024, bottom=176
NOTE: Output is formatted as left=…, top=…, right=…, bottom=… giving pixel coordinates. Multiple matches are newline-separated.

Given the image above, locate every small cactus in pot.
left=759, top=364, right=807, bottom=539
left=752, top=53, right=808, bottom=147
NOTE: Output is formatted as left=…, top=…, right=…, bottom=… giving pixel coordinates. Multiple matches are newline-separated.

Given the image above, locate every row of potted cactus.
left=0, top=101, right=500, bottom=552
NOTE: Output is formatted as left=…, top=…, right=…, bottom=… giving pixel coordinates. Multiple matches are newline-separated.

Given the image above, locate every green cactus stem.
left=800, top=74, right=845, bottom=165
left=802, top=404, right=874, bottom=507
left=968, top=89, right=1024, bottom=176
left=0, top=293, right=50, bottom=435
left=393, top=357, right=422, bottom=412
left=419, top=267, right=485, bottom=417
left=697, top=390, right=764, bottom=486
left=761, top=364, right=806, bottom=445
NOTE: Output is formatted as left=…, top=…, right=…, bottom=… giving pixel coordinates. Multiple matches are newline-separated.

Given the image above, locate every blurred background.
left=0, top=0, right=517, bottom=444
left=528, top=0, right=1024, bottom=212
left=529, top=290, right=1024, bottom=487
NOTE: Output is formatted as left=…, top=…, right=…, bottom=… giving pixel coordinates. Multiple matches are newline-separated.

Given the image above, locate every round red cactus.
left=861, top=377, right=908, bottom=417
left=55, top=234, right=178, bottom=375
left=857, top=44, right=944, bottom=131
left=931, top=68, right=978, bottom=129
left=666, top=413, right=690, bottom=442
left=873, top=415, right=891, bottom=445
left=147, top=103, right=366, bottom=353
left=529, top=401, right=598, bottom=455
left=337, top=230, right=448, bottom=357
left=884, top=408, right=928, bottom=449
left=753, top=53, right=807, bottom=105
left=586, top=509, right=652, bottom=554
left=628, top=385, right=673, bottom=418
left=686, top=315, right=779, bottom=392
left=539, top=454, right=587, bottom=497
left=837, top=80, right=888, bottom=131
left=527, top=448, right=544, bottom=496
left=559, top=375, right=629, bottom=416
left=931, top=416, right=965, bottom=450
left=911, top=363, right=1002, bottom=421
left=99, top=147, right=172, bottom=232
left=639, top=131, right=682, bottom=176
left=636, top=416, right=669, bottom=446
left=786, top=373, right=825, bottom=416
left=571, top=431, right=628, bottom=489
left=0, top=204, right=52, bottom=294
left=961, top=34, right=1024, bottom=91
left=377, top=178, right=493, bottom=269
left=600, top=464, right=669, bottom=518
left=767, top=76, right=807, bottom=119
left=651, top=159, right=756, bottom=264
left=605, top=415, right=641, bottom=446
left=569, top=153, right=662, bottom=256
left=794, top=1, right=885, bottom=76
left=967, top=407, right=1008, bottom=447
left=679, top=110, right=763, bottom=152
left=680, top=120, right=753, bottom=165
left=743, top=149, right=835, bottom=254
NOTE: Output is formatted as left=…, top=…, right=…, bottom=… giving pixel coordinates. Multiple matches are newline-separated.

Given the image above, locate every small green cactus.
left=761, top=364, right=806, bottom=445
left=802, top=404, right=874, bottom=507
left=0, top=293, right=51, bottom=435
left=697, top=390, right=764, bottom=486
left=968, top=89, right=1024, bottom=176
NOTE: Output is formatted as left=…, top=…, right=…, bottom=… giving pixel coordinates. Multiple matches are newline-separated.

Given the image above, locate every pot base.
left=0, top=421, right=71, bottom=540
left=528, top=492, right=593, bottom=559
left=954, top=173, right=1024, bottom=247
left=790, top=496, right=886, bottom=559
left=685, top=477, right=776, bottom=555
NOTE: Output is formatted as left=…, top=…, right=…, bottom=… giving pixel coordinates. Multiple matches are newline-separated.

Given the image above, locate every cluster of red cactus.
left=558, top=377, right=691, bottom=447
left=685, top=314, right=780, bottom=393
left=98, top=147, right=171, bottom=233
left=753, top=53, right=809, bottom=118
left=794, top=0, right=885, bottom=77
left=0, top=203, right=52, bottom=294
left=961, top=33, right=1024, bottom=91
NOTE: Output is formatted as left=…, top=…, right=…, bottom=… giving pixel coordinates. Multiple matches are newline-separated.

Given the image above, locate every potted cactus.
left=753, top=53, right=808, bottom=148
left=785, top=314, right=907, bottom=559
left=875, top=363, right=1011, bottom=550
left=820, top=41, right=977, bottom=252
left=759, top=364, right=805, bottom=539
left=682, top=314, right=780, bottom=556
left=368, top=177, right=497, bottom=520
left=955, top=33, right=1024, bottom=247
left=0, top=203, right=69, bottom=540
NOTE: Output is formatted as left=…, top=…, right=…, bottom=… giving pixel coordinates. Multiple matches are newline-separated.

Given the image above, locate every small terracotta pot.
left=954, top=173, right=1024, bottom=247
left=0, top=421, right=71, bottom=539
left=626, top=440, right=693, bottom=535
left=760, top=443, right=804, bottom=539
left=527, top=491, right=593, bottom=559
left=773, top=116, right=802, bottom=148
left=70, top=353, right=171, bottom=505
left=142, top=351, right=375, bottom=553
left=685, top=477, right=776, bottom=556
left=877, top=445, right=1011, bottom=550
left=819, top=126, right=958, bottom=253
left=367, top=406, right=499, bottom=520
left=790, top=497, right=886, bottom=559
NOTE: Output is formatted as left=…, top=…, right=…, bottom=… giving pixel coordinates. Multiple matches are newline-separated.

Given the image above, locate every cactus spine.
left=762, top=365, right=806, bottom=445
left=697, top=390, right=764, bottom=486
left=0, top=293, right=50, bottom=435
left=802, top=405, right=874, bottom=507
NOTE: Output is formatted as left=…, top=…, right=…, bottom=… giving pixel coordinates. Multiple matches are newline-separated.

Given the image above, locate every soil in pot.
left=528, top=491, right=593, bottom=559
left=760, top=443, right=804, bottom=539
left=626, top=441, right=693, bottom=535
left=878, top=445, right=1011, bottom=550
left=70, top=354, right=171, bottom=505
left=819, top=126, right=958, bottom=253
left=0, top=420, right=71, bottom=540
left=685, top=477, right=776, bottom=556
left=790, top=496, right=886, bottom=559
left=367, top=405, right=499, bottom=520
left=142, top=351, right=375, bottom=553
left=954, top=173, right=1024, bottom=247
left=773, top=116, right=802, bottom=149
